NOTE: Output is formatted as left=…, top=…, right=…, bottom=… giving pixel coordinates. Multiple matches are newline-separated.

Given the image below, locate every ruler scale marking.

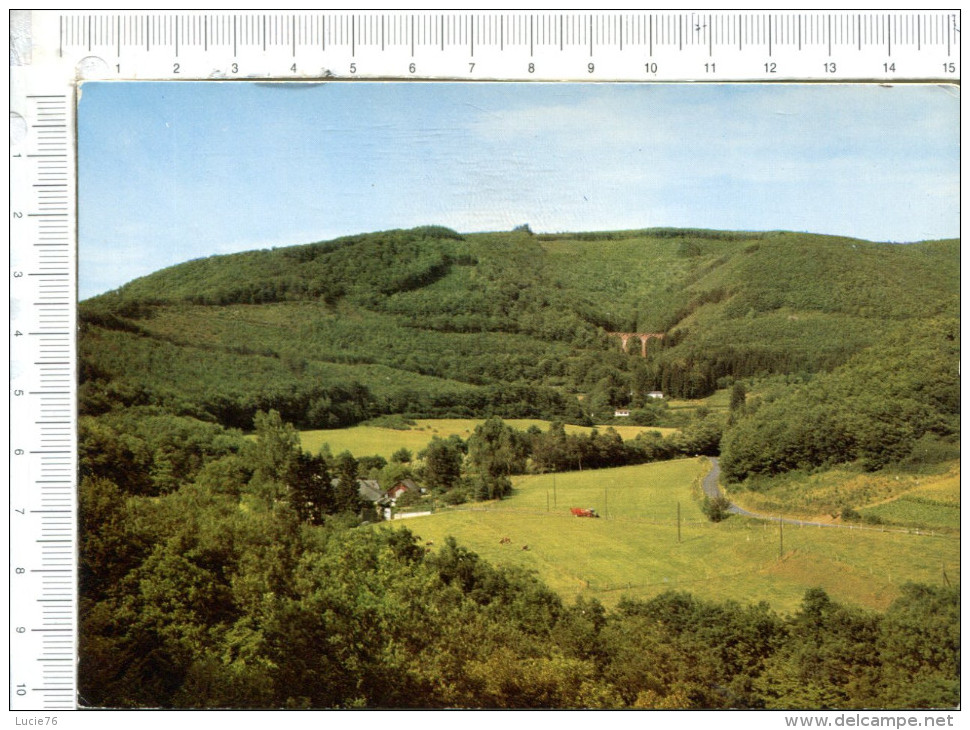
left=11, top=88, right=77, bottom=711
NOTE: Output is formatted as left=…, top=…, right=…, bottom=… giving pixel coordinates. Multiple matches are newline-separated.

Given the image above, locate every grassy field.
left=728, top=461, right=960, bottom=529
left=859, top=467, right=960, bottom=531
left=299, top=418, right=677, bottom=459
left=666, top=388, right=731, bottom=412
left=385, top=458, right=959, bottom=614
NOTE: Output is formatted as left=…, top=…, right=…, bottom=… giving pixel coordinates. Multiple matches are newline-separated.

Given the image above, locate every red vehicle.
left=570, top=507, right=599, bottom=518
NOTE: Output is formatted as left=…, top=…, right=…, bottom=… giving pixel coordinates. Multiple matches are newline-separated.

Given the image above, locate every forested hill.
left=78, top=225, right=960, bottom=708
left=80, top=226, right=959, bottom=429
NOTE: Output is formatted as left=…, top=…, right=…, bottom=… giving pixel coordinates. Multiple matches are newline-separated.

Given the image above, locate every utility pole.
left=779, top=516, right=784, bottom=559
left=553, top=472, right=557, bottom=508
left=677, top=501, right=681, bottom=544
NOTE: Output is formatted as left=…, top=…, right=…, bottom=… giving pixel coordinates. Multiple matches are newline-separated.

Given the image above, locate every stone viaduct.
left=607, top=331, right=665, bottom=357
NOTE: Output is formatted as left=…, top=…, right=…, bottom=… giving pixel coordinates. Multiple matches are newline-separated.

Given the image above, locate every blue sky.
left=78, top=82, right=959, bottom=299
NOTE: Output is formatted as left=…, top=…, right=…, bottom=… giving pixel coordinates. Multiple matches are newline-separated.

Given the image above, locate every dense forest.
left=79, top=226, right=960, bottom=708
left=721, top=319, right=960, bottom=482
left=81, top=226, right=959, bottom=422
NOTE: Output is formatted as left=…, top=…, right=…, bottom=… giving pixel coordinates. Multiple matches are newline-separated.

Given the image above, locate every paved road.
left=701, top=457, right=766, bottom=520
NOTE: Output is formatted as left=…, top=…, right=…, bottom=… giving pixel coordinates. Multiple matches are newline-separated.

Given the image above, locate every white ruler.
left=6, top=9, right=960, bottom=712
left=23, top=11, right=964, bottom=81
left=10, top=44, right=77, bottom=712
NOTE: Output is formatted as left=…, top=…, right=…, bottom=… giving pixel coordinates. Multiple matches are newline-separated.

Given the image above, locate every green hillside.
left=81, top=226, right=959, bottom=429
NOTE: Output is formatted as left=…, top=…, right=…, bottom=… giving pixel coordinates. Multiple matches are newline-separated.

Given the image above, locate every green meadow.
left=299, top=418, right=676, bottom=459
left=390, top=458, right=959, bottom=614
left=666, top=388, right=732, bottom=412
left=859, top=468, right=961, bottom=531
left=728, top=461, right=961, bottom=531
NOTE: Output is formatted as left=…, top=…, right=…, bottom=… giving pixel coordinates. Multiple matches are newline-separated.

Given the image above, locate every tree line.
left=79, top=405, right=721, bottom=509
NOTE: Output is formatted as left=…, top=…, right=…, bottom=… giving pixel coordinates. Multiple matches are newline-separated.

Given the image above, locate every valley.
left=78, top=225, right=960, bottom=708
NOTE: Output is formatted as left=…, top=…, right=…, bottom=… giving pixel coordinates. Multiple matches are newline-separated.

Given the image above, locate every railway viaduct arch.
left=607, top=331, right=665, bottom=357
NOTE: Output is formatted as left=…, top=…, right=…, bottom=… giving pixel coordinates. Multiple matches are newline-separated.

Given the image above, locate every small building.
left=386, top=478, right=420, bottom=503
left=647, top=391, right=665, bottom=399
left=614, top=409, right=631, bottom=418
